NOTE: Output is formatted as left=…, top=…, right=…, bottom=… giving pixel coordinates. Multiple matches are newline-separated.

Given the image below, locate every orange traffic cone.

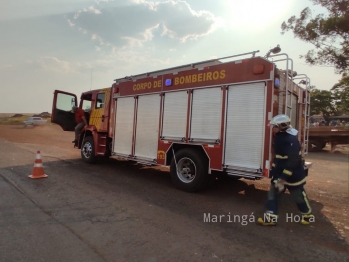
left=29, top=151, right=48, bottom=179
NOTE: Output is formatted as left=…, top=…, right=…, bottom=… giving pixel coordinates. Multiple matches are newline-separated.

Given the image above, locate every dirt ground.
left=0, top=123, right=348, bottom=261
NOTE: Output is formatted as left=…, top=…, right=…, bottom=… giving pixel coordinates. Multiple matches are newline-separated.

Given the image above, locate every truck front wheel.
left=170, top=148, right=212, bottom=192
left=81, top=136, right=97, bottom=164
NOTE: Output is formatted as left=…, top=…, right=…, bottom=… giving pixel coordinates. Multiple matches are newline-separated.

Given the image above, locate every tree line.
left=281, top=0, right=348, bottom=120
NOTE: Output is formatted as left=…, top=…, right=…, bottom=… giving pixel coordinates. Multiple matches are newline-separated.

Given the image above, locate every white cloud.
left=74, top=11, right=81, bottom=20
left=35, top=57, right=72, bottom=73
left=66, top=0, right=222, bottom=50
left=28, top=57, right=92, bottom=74
left=67, top=19, right=75, bottom=27
left=84, top=6, right=102, bottom=14
left=78, top=27, right=88, bottom=34
left=95, top=0, right=111, bottom=3
left=121, top=24, right=159, bottom=47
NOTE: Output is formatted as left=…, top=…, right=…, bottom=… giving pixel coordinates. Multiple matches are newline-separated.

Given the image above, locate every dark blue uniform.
left=266, top=129, right=312, bottom=217
left=271, top=131, right=306, bottom=185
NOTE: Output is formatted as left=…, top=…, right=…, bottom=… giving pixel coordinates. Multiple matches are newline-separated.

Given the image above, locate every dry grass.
left=0, top=115, right=29, bottom=125
left=0, top=114, right=51, bottom=125
left=0, top=113, right=15, bottom=118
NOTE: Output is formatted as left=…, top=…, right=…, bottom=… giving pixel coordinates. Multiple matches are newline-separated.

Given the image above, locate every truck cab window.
left=82, top=100, right=92, bottom=112
left=80, top=94, right=92, bottom=124
left=96, top=93, right=105, bottom=109
left=57, top=93, right=76, bottom=111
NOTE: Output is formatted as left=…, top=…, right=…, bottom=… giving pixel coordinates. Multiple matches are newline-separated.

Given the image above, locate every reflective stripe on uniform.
left=284, top=177, right=306, bottom=186
left=302, top=191, right=312, bottom=214
left=283, top=169, right=292, bottom=176
left=276, top=155, right=288, bottom=159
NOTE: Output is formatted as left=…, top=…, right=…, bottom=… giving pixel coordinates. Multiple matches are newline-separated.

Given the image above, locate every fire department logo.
left=157, top=150, right=165, bottom=160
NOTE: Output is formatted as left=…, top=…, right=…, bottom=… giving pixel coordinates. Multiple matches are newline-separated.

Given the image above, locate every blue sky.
left=0, top=0, right=340, bottom=113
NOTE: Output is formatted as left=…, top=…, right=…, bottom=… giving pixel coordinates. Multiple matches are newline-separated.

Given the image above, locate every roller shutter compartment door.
left=135, top=94, right=161, bottom=160
left=113, top=97, right=135, bottom=156
left=162, top=91, right=188, bottom=140
left=190, top=87, right=222, bottom=142
left=224, top=82, right=266, bottom=169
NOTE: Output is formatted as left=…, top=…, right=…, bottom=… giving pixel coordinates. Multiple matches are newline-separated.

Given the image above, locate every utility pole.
left=90, top=68, right=93, bottom=91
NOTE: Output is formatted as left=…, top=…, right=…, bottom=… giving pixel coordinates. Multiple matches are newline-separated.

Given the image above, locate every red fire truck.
left=51, top=47, right=312, bottom=192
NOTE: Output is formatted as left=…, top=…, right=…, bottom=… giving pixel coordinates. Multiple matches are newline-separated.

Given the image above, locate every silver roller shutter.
left=161, top=91, right=188, bottom=140
left=190, top=87, right=222, bottom=142
left=135, top=94, right=161, bottom=160
left=113, top=97, right=135, bottom=156
left=224, top=82, right=266, bottom=169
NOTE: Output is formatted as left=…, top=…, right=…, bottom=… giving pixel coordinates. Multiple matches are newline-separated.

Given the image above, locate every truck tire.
left=308, top=140, right=324, bottom=152
left=81, top=136, right=97, bottom=164
left=170, top=148, right=212, bottom=192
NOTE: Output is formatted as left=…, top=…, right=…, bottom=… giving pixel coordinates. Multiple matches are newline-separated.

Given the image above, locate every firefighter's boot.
left=300, top=214, right=315, bottom=225
left=257, top=212, right=278, bottom=226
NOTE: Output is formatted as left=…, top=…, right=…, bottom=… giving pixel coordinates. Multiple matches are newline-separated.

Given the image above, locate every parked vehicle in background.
left=309, top=126, right=348, bottom=151
left=23, top=117, right=47, bottom=127
left=309, top=115, right=349, bottom=152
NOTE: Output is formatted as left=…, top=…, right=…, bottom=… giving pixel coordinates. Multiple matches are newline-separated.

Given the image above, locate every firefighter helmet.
left=269, top=114, right=291, bottom=129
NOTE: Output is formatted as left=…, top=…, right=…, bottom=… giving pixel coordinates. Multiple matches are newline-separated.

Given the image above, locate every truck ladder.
left=293, top=74, right=311, bottom=155
left=267, top=53, right=295, bottom=121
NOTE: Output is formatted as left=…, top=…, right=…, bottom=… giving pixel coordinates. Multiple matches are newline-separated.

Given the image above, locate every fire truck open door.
left=51, top=90, right=77, bottom=131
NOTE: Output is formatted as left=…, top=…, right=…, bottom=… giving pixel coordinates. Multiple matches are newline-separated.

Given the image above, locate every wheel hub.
left=177, top=157, right=196, bottom=183
left=82, top=142, right=92, bottom=159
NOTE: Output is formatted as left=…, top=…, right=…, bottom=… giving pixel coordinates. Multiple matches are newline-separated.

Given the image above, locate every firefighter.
left=71, top=106, right=88, bottom=144
left=257, top=114, right=314, bottom=226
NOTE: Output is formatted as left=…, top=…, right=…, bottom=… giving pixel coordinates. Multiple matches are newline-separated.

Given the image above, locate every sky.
left=0, top=0, right=342, bottom=113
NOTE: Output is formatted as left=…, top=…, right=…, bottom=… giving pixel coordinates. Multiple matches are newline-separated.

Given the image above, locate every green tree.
left=281, top=0, right=349, bottom=74
left=310, top=88, right=335, bottom=120
left=331, top=72, right=349, bottom=115
left=310, top=73, right=349, bottom=120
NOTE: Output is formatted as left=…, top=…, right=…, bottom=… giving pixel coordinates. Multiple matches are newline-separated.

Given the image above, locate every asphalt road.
left=0, top=125, right=348, bottom=262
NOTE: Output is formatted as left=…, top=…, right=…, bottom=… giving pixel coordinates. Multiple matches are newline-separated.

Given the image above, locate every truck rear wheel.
left=170, top=148, right=212, bottom=192
left=81, top=136, right=97, bottom=164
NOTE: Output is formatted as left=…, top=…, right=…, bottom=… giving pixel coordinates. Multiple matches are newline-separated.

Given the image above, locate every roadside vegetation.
left=0, top=115, right=29, bottom=125
left=282, top=0, right=349, bottom=121
left=0, top=114, right=51, bottom=125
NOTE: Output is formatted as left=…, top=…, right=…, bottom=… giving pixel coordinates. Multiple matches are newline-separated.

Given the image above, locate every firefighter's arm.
left=280, top=141, right=300, bottom=181
left=270, top=137, right=276, bottom=171
left=82, top=115, right=88, bottom=126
